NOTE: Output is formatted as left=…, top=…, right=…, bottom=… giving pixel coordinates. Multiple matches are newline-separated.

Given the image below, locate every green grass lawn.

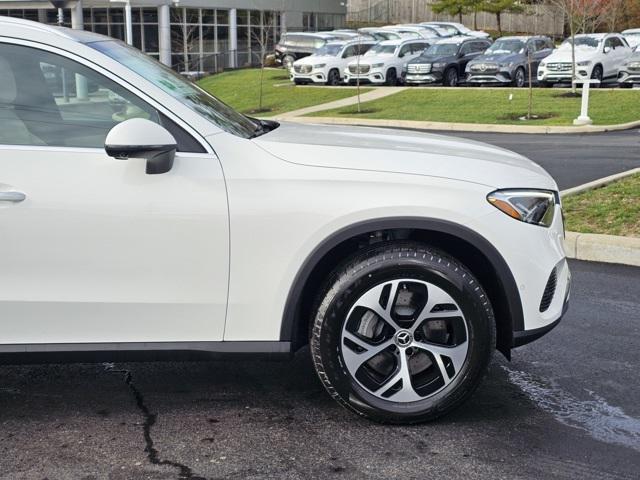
left=563, top=173, right=640, bottom=237
left=198, top=68, right=371, bottom=117
left=308, top=88, right=640, bottom=126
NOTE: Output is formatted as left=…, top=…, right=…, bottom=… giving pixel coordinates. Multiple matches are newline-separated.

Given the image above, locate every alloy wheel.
left=340, top=279, right=469, bottom=403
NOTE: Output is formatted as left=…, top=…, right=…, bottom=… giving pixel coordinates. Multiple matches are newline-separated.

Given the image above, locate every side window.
left=399, top=44, right=413, bottom=57
left=412, top=43, right=427, bottom=54
left=0, top=42, right=200, bottom=151
left=612, top=37, right=624, bottom=48
left=460, top=43, right=472, bottom=55
left=605, top=37, right=614, bottom=50
left=357, top=43, right=373, bottom=55
left=342, top=45, right=357, bottom=58
left=474, top=42, right=488, bottom=52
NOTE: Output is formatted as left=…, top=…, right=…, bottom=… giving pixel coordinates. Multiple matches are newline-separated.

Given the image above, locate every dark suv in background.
left=403, top=37, right=491, bottom=86
left=466, top=36, right=554, bottom=87
left=274, top=33, right=338, bottom=69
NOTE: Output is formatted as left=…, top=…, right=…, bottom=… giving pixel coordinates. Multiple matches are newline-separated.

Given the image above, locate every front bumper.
left=618, top=70, right=640, bottom=84
left=404, top=71, right=443, bottom=84
left=466, top=71, right=512, bottom=84
left=344, top=70, right=386, bottom=84
left=538, top=68, right=591, bottom=84
left=512, top=262, right=571, bottom=347
left=290, top=71, right=327, bottom=84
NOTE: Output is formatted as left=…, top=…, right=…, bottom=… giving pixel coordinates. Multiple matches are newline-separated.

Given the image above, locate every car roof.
left=622, top=29, right=640, bottom=34
left=435, top=36, right=483, bottom=45
left=573, top=33, right=608, bottom=39
left=0, top=16, right=106, bottom=43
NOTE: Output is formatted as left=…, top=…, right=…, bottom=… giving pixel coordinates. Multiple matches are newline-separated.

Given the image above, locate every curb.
left=564, top=232, right=640, bottom=267
left=561, top=168, right=640, bottom=197
left=275, top=115, right=640, bottom=135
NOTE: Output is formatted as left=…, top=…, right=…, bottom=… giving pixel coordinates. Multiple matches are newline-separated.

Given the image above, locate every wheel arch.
left=279, top=217, right=524, bottom=359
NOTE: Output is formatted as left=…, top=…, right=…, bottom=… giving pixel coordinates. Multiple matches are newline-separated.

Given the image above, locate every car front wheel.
left=310, top=243, right=495, bottom=423
left=444, top=67, right=459, bottom=87
left=513, top=67, right=526, bottom=88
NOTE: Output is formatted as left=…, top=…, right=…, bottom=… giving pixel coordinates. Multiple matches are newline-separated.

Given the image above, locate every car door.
left=611, top=36, right=631, bottom=73
left=0, top=42, right=229, bottom=346
left=602, top=36, right=619, bottom=78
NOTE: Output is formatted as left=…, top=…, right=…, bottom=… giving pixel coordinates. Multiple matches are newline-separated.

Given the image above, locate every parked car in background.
left=618, top=48, right=640, bottom=87
left=404, top=36, right=491, bottom=86
left=359, top=27, right=408, bottom=41
left=399, top=24, right=454, bottom=38
left=382, top=25, right=438, bottom=40
left=466, top=36, right=553, bottom=87
left=421, top=22, right=490, bottom=39
left=274, top=32, right=339, bottom=69
left=622, top=28, right=640, bottom=49
left=290, top=39, right=376, bottom=86
left=537, top=33, right=632, bottom=87
left=327, top=31, right=375, bottom=42
left=344, top=38, right=431, bottom=85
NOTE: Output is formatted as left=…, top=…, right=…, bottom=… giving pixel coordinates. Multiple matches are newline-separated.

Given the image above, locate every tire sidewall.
left=311, top=246, right=494, bottom=423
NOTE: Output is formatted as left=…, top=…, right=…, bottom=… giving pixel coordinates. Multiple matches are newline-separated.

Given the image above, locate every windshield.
left=424, top=43, right=459, bottom=56
left=487, top=39, right=525, bottom=54
left=314, top=44, right=344, bottom=56
left=366, top=44, right=397, bottom=55
left=561, top=36, right=601, bottom=49
left=89, top=41, right=258, bottom=138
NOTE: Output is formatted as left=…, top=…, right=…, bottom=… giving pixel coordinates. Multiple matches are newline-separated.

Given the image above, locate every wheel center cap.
left=394, top=330, right=413, bottom=348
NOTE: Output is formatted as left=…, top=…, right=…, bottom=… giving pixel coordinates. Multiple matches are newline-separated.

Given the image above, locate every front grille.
left=539, top=268, right=558, bottom=312
left=294, top=64, right=312, bottom=74
left=408, top=64, right=431, bottom=74
left=470, top=63, right=498, bottom=73
left=348, top=64, right=370, bottom=74
left=547, top=62, right=572, bottom=72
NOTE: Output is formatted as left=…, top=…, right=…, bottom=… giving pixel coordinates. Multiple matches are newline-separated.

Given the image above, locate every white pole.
left=71, top=1, right=88, bottom=101
left=158, top=4, right=171, bottom=67
left=124, top=1, right=133, bottom=45
left=573, top=79, right=598, bottom=126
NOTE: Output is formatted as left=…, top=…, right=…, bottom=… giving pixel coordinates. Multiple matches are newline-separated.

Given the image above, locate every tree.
left=250, top=12, right=277, bottom=113
left=432, top=0, right=472, bottom=23
left=480, top=0, right=524, bottom=36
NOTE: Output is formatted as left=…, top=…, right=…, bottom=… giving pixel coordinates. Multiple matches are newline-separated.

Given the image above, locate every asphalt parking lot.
left=1, top=132, right=639, bottom=480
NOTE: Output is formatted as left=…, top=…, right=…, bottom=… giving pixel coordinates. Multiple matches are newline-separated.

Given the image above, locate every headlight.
left=577, top=60, right=592, bottom=66
left=499, top=62, right=514, bottom=69
left=371, top=63, right=384, bottom=68
left=539, top=62, right=546, bottom=67
left=313, top=63, right=326, bottom=69
left=432, top=62, right=446, bottom=69
left=487, top=189, right=557, bottom=227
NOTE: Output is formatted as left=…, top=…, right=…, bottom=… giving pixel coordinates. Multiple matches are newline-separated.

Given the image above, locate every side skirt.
left=0, top=341, right=292, bottom=365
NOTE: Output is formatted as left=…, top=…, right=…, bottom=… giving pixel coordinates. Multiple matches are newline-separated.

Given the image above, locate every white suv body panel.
left=0, top=18, right=568, bottom=354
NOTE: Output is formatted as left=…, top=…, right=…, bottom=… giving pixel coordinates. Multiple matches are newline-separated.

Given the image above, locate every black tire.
left=444, top=67, right=459, bottom=87
left=385, top=68, right=398, bottom=86
left=513, top=67, right=526, bottom=88
left=326, top=69, right=341, bottom=86
left=591, top=64, right=603, bottom=87
left=293, top=79, right=305, bottom=86
left=539, top=80, right=553, bottom=88
left=309, top=242, right=495, bottom=424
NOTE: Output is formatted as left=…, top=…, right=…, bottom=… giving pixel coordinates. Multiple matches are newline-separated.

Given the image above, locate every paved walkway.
left=276, top=86, right=405, bottom=118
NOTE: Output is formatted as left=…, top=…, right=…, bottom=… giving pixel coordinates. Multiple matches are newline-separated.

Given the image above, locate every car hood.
left=545, top=47, right=601, bottom=63
left=295, top=55, right=338, bottom=65
left=471, top=52, right=522, bottom=64
left=409, top=54, right=457, bottom=64
left=254, top=122, right=556, bottom=190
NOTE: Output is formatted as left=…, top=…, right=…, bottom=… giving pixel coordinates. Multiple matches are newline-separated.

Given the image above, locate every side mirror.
left=105, top=118, right=177, bottom=175
left=604, top=46, right=611, bottom=54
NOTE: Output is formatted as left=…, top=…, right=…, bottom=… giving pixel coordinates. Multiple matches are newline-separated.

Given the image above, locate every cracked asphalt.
left=1, top=131, right=639, bottom=479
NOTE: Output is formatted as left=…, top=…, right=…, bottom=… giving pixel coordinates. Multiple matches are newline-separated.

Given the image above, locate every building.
left=0, top=0, right=347, bottom=72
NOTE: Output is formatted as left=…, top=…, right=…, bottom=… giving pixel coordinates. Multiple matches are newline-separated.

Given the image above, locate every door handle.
left=0, top=191, right=26, bottom=202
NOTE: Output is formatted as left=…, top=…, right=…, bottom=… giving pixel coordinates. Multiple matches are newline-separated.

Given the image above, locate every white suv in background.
left=290, top=39, right=376, bottom=86
left=1, top=17, right=570, bottom=424
left=537, top=33, right=632, bottom=86
left=344, top=38, right=431, bottom=85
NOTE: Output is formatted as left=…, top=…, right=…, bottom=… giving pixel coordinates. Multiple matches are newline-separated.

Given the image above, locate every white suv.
left=290, top=39, right=376, bottom=86
left=537, top=33, right=632, bottom=86
left=344, top=38, right=431, bottom=85
left=0, top=17, right=570, bottom=424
